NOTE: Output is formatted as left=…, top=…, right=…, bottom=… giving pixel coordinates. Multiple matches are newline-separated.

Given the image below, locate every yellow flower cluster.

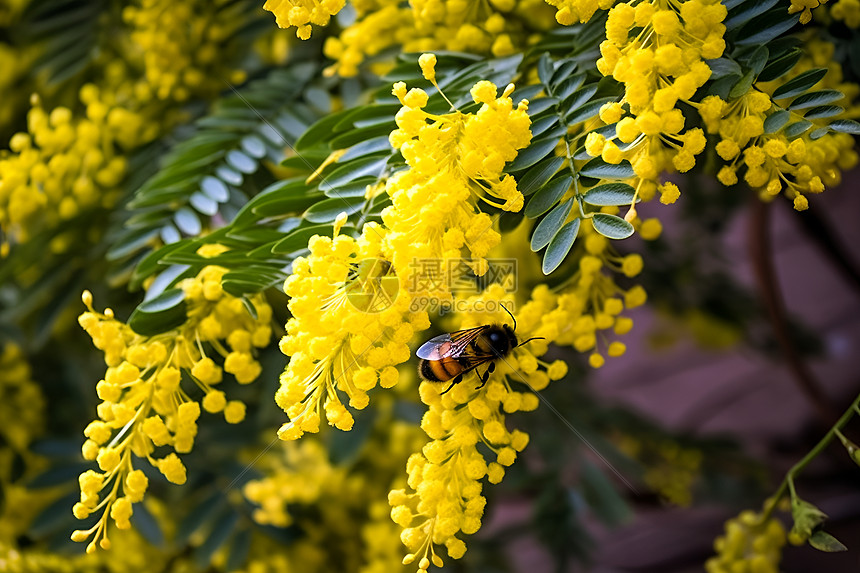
left=73, top=263, right=271, bottom=553
left=589, top=0, right=725, bottom=209
left=123, top=0, right=248, bottom=102
left=706, top=510, right=786, bottom=573
left=702, top=86, right=858, bottom=210
left=244, top=417, right=424, bottom=572
left=278, top=70, right=534, bottom=441
left=615, top=433, right=702, bottom=506
left=832, top=0, right=860, bottom=27
left=0, top=344, right=48, bottom=545
left=277, top=224, right=428, bottom=440
left=0, top=85, right=154, bottom=251
left=389, top=285, right=568, bottom=570
left=321, top=0, right=555, bottom=77
left=0, top=344, right=44, bottom=456
left=2, top=495, right=182, bottom=573
left=384, top=77, right=532, bottom=285
left=244, top=439, right=348, bottom=527
left=547, top=223, right=647, bottom=368
left=544, top=0, right=613, bottom=25
left=264, top=0, right=346, bottom=40
left=790, top=0, right=826, bottom=25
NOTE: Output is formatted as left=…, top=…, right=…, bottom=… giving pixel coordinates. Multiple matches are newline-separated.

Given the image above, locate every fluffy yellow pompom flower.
left=581, top=0, right=723, bottom=220
left=276, top=224, right=428, bottom=440
left=390, top=285, right=564, bottom=569
left=321, top=0, right=555, bottom=77
left=706, top=509, right=786, bottom=573
left=707, top=39, right=860, bottom=210
left=383, top=79, right=531, bottom=290
left=264, top=0, right=346, bottom=40
left=73, top=264, right=271, bottom=553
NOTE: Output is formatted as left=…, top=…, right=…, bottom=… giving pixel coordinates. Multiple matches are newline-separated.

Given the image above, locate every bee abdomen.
left=419, top=357, right=464, bottom=382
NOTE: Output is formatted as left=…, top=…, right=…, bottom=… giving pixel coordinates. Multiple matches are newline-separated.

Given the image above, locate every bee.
left=416, top=305, right=543, bottom=394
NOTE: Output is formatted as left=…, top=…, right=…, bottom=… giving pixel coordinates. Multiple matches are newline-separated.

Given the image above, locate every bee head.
left=485, top=323, right=517, bottom=355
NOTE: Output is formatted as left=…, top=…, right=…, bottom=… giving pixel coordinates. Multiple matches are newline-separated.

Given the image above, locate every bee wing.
left=415, top=325, right=487, bottom=360
left=454, top=353, right=497, bottom=373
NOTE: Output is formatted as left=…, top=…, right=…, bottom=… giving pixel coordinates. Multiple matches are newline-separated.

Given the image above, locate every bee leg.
left=475, top=362, right=496, bottom=390
left=441, top=374, right=462, bottom=395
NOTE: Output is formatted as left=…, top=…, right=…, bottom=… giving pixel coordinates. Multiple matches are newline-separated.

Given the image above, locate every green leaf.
left=303, top=196, right=364, bottom=224
left=215, top=165, right=243, bottom=186
left=773, top=68, right=828, bottom=99
left=240, top=135, right=267, bottom=158
left=518, top=156, right=566, bottom=196
left=538, top=52, right=553, bottom=86
left=708, top=74, right=742, bottom=100
left=176, top=493, right=225, bottom=544
left=829, top=119, right=860, bottom=134
left=803, top=106, right=844, bottom=119
left=225, top=149, right=257, bottom=173
left=324, top=177, right=377, bottom=199
left=791, top=498, right=828, bottom=539
left=329, top=407, right=377, bottom=464
left=789, top=89, right=843, bottom=110
left=189, top=192, right=219, bottom=216
left=320, top=156, right=387, bottom=190
left=106, top=228, right=160, bottom=261
left=579, top=158, right=635, bottom=180
left=28, top=491, right=77, bottom=538
left=339, top=136, right=392, bottom=162
left=729, top=69, right=756, bottom=100
left=591, top=213, right=634, bottom=239
left=226, top=528, right=252, bottom=571
left=757, top=49, right=803, bottom=83
left=131, top=501, right=165, bottom=548
left=809, top=530, right=848, bottom=552
left=809, top=127, right=830, bottom=140
left=27, top=463, right=90, bottom=488
left=195, top=508, right=239, bottom=568
left=509, top=136, right=562, bottom=171
left=174, top=207, right=202, bottom=236
left=734, top=8, right=799, bottom=46
left=201, top=175, right=230, bottom=202
left=582, top=183, right=637, bottom=206
left=542, top=219, right=580, bottom=274
left=271, top=224, right=335, bottom=254
left=530, top=198, right=573, bottom=251
left=725, top=0, right=778, bottom=30
left=763, top=110, right=790, bottom=133
left=526, top=97, right=559, bottom=116
left=559, top=84, right=598, bottom=118
left=566, top=97, right=617, bottom=125
left=553, top=73, right=587, bottom=102
left=530, top=115, right=564, bottom=139
left=742, top=45, right=770, bottom=76
left=550, top=60, right=579, bottom=90
left=707, top=58, right=742, bottom=79
left=579, top=461, right=632, bottom=527
left=525, top=175, right=572, bottom=218
left=784, top=120, right=813, bottom=137
left=128, top=289, right=187, bottom=336
left=295, top=109, right=351, bottom=150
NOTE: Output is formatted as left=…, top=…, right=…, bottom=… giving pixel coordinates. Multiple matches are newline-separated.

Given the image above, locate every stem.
left=762, top=390, right=860, bottom=521
left=749, top=200, right=838, bottom=426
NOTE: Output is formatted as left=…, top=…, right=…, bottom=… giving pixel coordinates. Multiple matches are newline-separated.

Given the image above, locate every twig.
left=762, top=390, right=860, bottom=521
